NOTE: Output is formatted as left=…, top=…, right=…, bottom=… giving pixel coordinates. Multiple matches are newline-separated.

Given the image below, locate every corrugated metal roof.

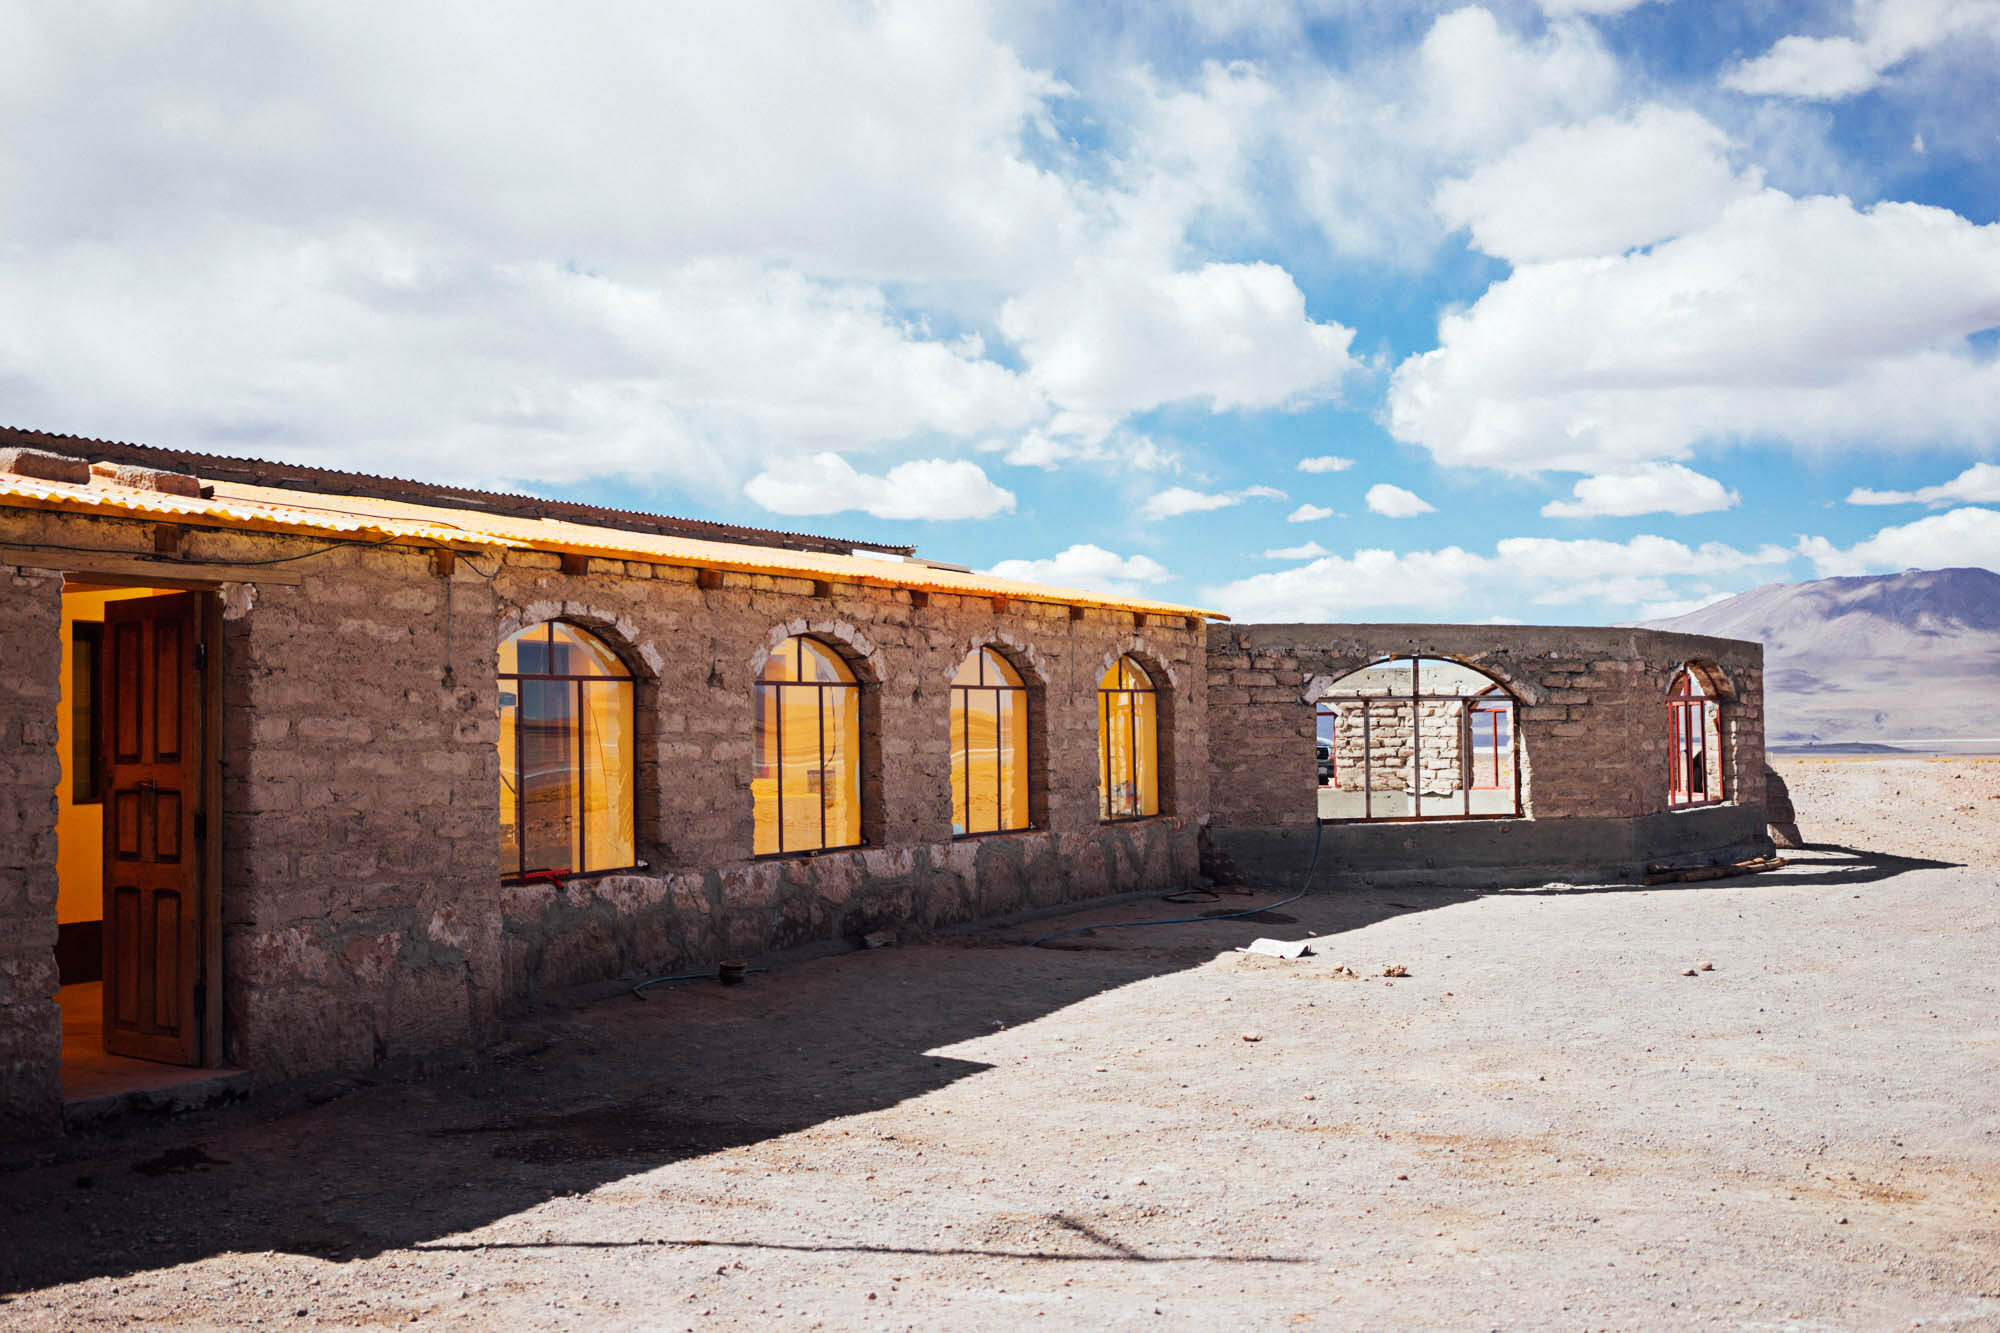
left=0, top=472, right=1227, bottom=621
left=0, top=425, right=917, bottom=556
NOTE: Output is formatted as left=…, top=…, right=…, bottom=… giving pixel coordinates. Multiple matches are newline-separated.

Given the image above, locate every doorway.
left=55, top=582, right=224, bottom=1100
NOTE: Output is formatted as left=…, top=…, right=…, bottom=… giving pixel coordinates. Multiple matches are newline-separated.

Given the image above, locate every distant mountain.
left=1638, top=568, right=2000, bottom=744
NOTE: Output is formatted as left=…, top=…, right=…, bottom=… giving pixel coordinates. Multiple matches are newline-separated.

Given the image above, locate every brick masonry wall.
left=483, top=556, right=1206, bottom=1005
left=0, top=563, right=64, bottom=1138
left=0, top=504, right=1208, bottom=1127
left=1209, top=623, right=1766, bottom=834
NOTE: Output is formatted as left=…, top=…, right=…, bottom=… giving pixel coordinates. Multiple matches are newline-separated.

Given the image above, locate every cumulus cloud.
left=1287, top=503, right=1335, bottom=522
left=1847, top=462, right=2000, bottom=507
left=1207, top=532, right=1792, bottom=621
left=999, top=259, right=1358, bottom=418
left=1366, top=483, right=1436, bottom=517
left=744, top=452, right=1016, bottom=520
left=987, top=544, right=1174, bottom=597
left=1724, top=0, right=2000, bottom=102
left=1542, top=463, right=1739, bottom=518
left=1140, top=484, right=1287, bottom=520
left=1388, top=190, right=2000, bottom=476
left=996, top=427, right=1178, bottom=472
left=1262, top=540, right=1331, bottom=559
left=1434, top=106, right=1757, bottom=264
left=1296, top=455, right=1355, bottom=473
left=1796, top=506, right=2000, bottom=576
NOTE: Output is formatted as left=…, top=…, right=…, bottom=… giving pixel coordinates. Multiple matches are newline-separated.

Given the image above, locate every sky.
left=4, top=0, right=1999, bottom=623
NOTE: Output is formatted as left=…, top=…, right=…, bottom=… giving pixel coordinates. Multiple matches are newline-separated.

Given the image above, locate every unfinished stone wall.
left=0, top=563, right=64, bottom=1138
left=0, top=499, right=1207, bottom=1135
left=1326, top=698, right=1465, bottom=797
left=1210, top=624, right=1768, bottom=886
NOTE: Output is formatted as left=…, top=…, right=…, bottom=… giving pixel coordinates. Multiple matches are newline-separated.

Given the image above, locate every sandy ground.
left=2, top=757, right=1997, bottom=1331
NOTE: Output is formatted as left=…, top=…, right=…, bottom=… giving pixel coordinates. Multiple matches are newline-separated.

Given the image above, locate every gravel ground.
left=2, top=757, right=1996, bottom=1331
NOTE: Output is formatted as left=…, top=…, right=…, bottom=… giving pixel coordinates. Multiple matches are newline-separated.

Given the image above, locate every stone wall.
left=0, top=502, right=1207, bottom=1132
left=1210, top=624, right=1768, bottom=886
left=0, top=564, right=64, bottom=1138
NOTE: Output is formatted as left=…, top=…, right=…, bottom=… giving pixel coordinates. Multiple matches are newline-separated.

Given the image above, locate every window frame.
left=1097, top=656, right=1162, bottom=823
left=753, top=634, right=866, bottom=857
left=498, top=620, right=639, bottom=884
left=1315, top=655, right=1523, bottom=824
left=1666, top=666, right=1729, bottom=810
left=950, top=646, right=1032, bottom=838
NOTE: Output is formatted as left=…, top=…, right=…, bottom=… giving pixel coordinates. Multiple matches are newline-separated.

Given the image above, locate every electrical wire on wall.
left=1028, top=820, right=1324, bottom=948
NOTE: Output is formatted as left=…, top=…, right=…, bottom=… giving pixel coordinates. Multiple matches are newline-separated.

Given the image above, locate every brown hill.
left=1639, top=567, right=2000, bottom=745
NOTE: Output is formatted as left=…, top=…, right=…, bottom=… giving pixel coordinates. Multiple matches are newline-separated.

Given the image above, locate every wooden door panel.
left=101, top=592, right=204, bottom=1066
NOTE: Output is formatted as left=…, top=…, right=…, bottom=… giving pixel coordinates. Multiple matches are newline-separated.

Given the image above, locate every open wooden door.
left=100, top=592, right=204, bottom=1065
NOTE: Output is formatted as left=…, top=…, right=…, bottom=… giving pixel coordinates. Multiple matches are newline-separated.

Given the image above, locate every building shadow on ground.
left=0, top=883, right=1431, bottom=1296
left=0, top=836, right=1953, bottom=1298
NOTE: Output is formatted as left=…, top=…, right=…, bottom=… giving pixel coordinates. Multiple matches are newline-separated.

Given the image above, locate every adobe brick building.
left=0, top=429, right=1768, bottom=1140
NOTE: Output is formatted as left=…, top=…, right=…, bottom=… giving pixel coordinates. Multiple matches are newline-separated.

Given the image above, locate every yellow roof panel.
left=0, top=473, right=1227, bottom=621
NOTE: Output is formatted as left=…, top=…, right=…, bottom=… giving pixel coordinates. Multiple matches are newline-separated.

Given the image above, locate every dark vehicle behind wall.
left=1316, top=741, right=1334, bottom=786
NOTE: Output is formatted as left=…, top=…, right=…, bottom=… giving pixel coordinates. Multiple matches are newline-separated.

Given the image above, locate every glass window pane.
left=499, top=687, right=520, bottom=874
left=760, top=638, right=800, bottom=682
left=1103, top=691, right=1135, bottom=818
left=550, top=622, right=625, bottom=678
left=964, top=687, right=1000, bottom=834
left=1332, top=659, right=1413, bottom=697
left=779, top=684, right=823, bottom=851
left=802, top=638, right=855, bottom=683
left=949, top=687, right=969, bottom=835
left=824, top=685, right=861, bottom=847
left=1134, top=690, right=1159, bottom=816
left=1098, top=661, right=1121, bottom=691
left=1000, top=689, right=1029, bottom=830
left=580, top=680, right=634, bottom=871
left=752, top=686, right=781, bottom=855
left=519, top=679, right=578, bottom=873
left=952, top=653, right=983, bottom=687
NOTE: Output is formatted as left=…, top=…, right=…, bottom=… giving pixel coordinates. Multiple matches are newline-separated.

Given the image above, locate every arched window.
left=1315, top=657, right=1519, bottom=822
left=753, top=635, right=862, bottom=855
left=951, top=647, right=1030, bottom=836
left=1667, top=667, right=1726, bottom=807
left=498, top=622, right=636, bottom=879
left=1098, top=656, right=1160, bottom=821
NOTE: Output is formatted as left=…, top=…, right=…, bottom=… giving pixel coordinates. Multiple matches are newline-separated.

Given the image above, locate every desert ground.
left=3, top=756, right=1997, bottom=1330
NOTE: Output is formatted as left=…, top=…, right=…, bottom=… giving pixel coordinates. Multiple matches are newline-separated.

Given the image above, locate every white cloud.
left=1139, top=483, right=1287, bottom=520
left=1366, top=483, right=1436, bottom=517
left=1847, top=462, right=2000, bottom=507
left=1296, top=455, right=1355, bottom=473
left=1542, top=463, right=1739, bottom=518
left=1287, top=503, right=1335, bottom=522
left=1388, top=190, right=2000, bottom=476
left=1433, top=106, right=1757, bottom=264
left=987, top=543, right=1174, bottom=597
left=999, top=258, right=1358, bottom=418
left=1538, top=0, right=1661, bottom=14
left=744, top=452, right=1016, bottom=520
left=1206, top=532, right=1792, bottom=620
left=1262, top=540, right=1331, bottom=559
left=1796, top=506, right=2000, bottom=577
left=997, top=427, right=1178, bottom=472
left=1724, top=0, right=2000, bottom=102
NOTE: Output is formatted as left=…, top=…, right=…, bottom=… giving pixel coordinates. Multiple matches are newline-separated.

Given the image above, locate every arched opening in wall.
left=1314, top=657, right=1521, bottom=822
left=1667, top=665, right=1728, bottom=808
left=950, top=647, right=1032, bottom=836
left=1098, top=656, right=1161, bottom=821
left=753, top=634, right=864, bottom=855
left=499, top=621, right=638, bottom=880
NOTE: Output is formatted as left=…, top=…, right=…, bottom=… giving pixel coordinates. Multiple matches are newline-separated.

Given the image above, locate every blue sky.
left=4, top=1, right=1999, bottom=621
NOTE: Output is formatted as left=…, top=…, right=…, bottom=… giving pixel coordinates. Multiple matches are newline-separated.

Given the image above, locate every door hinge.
left=195, top=641, right=208, bottom=671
